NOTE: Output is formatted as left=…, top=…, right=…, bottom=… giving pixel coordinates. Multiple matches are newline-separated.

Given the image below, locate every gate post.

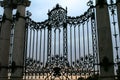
left=0, top=0, right=12, bottom=80
left=96, top=0, right=114, bottom=80
left=116, top=0, right=120, bottom=38
left=11, top=0, right=30, bottom=80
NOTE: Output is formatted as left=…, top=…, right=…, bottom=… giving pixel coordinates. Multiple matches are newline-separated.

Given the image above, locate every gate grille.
left=24, top=4, right=99, bottom=80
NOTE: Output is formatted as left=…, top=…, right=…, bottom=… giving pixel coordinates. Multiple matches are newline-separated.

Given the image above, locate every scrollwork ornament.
left=87, top=0, right=93, bottom=6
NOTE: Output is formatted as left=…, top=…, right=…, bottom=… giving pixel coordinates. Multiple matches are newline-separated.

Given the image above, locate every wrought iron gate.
left=24, top=3, right=99, bottom=80
left=1, top=0, right=120, bottom=80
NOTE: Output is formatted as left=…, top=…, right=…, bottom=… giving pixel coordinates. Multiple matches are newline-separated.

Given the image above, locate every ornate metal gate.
left=1, top=0, right=120, bottom=80
left=24, top=3, right=99, bottom=80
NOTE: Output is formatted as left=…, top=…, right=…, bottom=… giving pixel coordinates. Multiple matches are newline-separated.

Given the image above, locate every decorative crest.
left=48, top=4, right=67, bottom=27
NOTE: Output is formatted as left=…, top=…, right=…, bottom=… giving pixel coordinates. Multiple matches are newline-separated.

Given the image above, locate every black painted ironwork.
left=24, top=2, right=100, bottom=79
left=108, top=1, right=120, bottom=79
left=0, top=0, right=120, bottom=80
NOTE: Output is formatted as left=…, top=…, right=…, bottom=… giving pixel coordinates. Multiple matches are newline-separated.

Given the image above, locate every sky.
left=26, top=0, right=90, bottom=21
left=0, top=0, right=119, bottom=53
left=0, top=0, right=114, bottom=21
left=0, top=0, right=92, bottom=21
left=0, top=0, right=116, bottom=22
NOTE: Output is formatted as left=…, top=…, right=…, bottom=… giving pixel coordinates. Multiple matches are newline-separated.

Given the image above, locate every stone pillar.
left=0, top=1, right=12, bottom=80
left=117, top=63, right=120, bottom=80
left=0, top=16, right=2, bottom=34
left=11, top=1, right=30, bottom=80
left=96, top=0, right=114, bottom=80
left=116, top=0, right=120, bottom=37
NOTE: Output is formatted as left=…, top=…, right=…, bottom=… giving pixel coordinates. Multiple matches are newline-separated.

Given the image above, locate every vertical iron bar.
left=92, top=9, right=99, bottom=75
left=87, top=20, right=90, bottom=56
left=63, top=23, right=68, bottom=59
left=43, top=28, right=46, bottom=67
left=112, top=9, right=119, bottom=61
left=9, top=23, right=14, bottom=76
left=32, top=29, right=35, bottom=60
left=24, top=23, right=28, bottom=79
left=82, top=22, right=86, bottom=77
left=78, top=24, right=81, bottom=61
left=91, top=11, right=98, bottom=75
left=78, top=24, right=81, bottom=77
left=74, top=25, right=77, bottom=79
left=82, top=22, right=85, bottom=61
left=39, top=30, right=42, bottom=78
left=74, top=25, right=77, bottom=65
left=36, top=30, right=38, bottom=61
left=32, top=28, right=35, bottom=79
left=54, top=29, right=56, bottom=56
left=91, top=18, right=95, bottom=75
left=35, top=29, right=38, bottom=78
left=59, top=29, right=61, bottom=56
left=31, top=28, right=35, bottom=78
left=70, top=24, right=73, bottom=79
left=39, top=30, right=42, bottom=65
left=29, top=28, right=32, bottom=59
left=87, top=20, right=90, bottom=75
left=110, top=4, right=120, bottom=76
left=47, top=26, right=52, bottom=63
left=43, top=28, right=46, bottom=78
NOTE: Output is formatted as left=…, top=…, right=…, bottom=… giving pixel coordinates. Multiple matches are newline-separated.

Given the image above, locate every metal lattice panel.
left=0, top=0, right=120, bottom=80
left=24, top=3, right=99, bottom=80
